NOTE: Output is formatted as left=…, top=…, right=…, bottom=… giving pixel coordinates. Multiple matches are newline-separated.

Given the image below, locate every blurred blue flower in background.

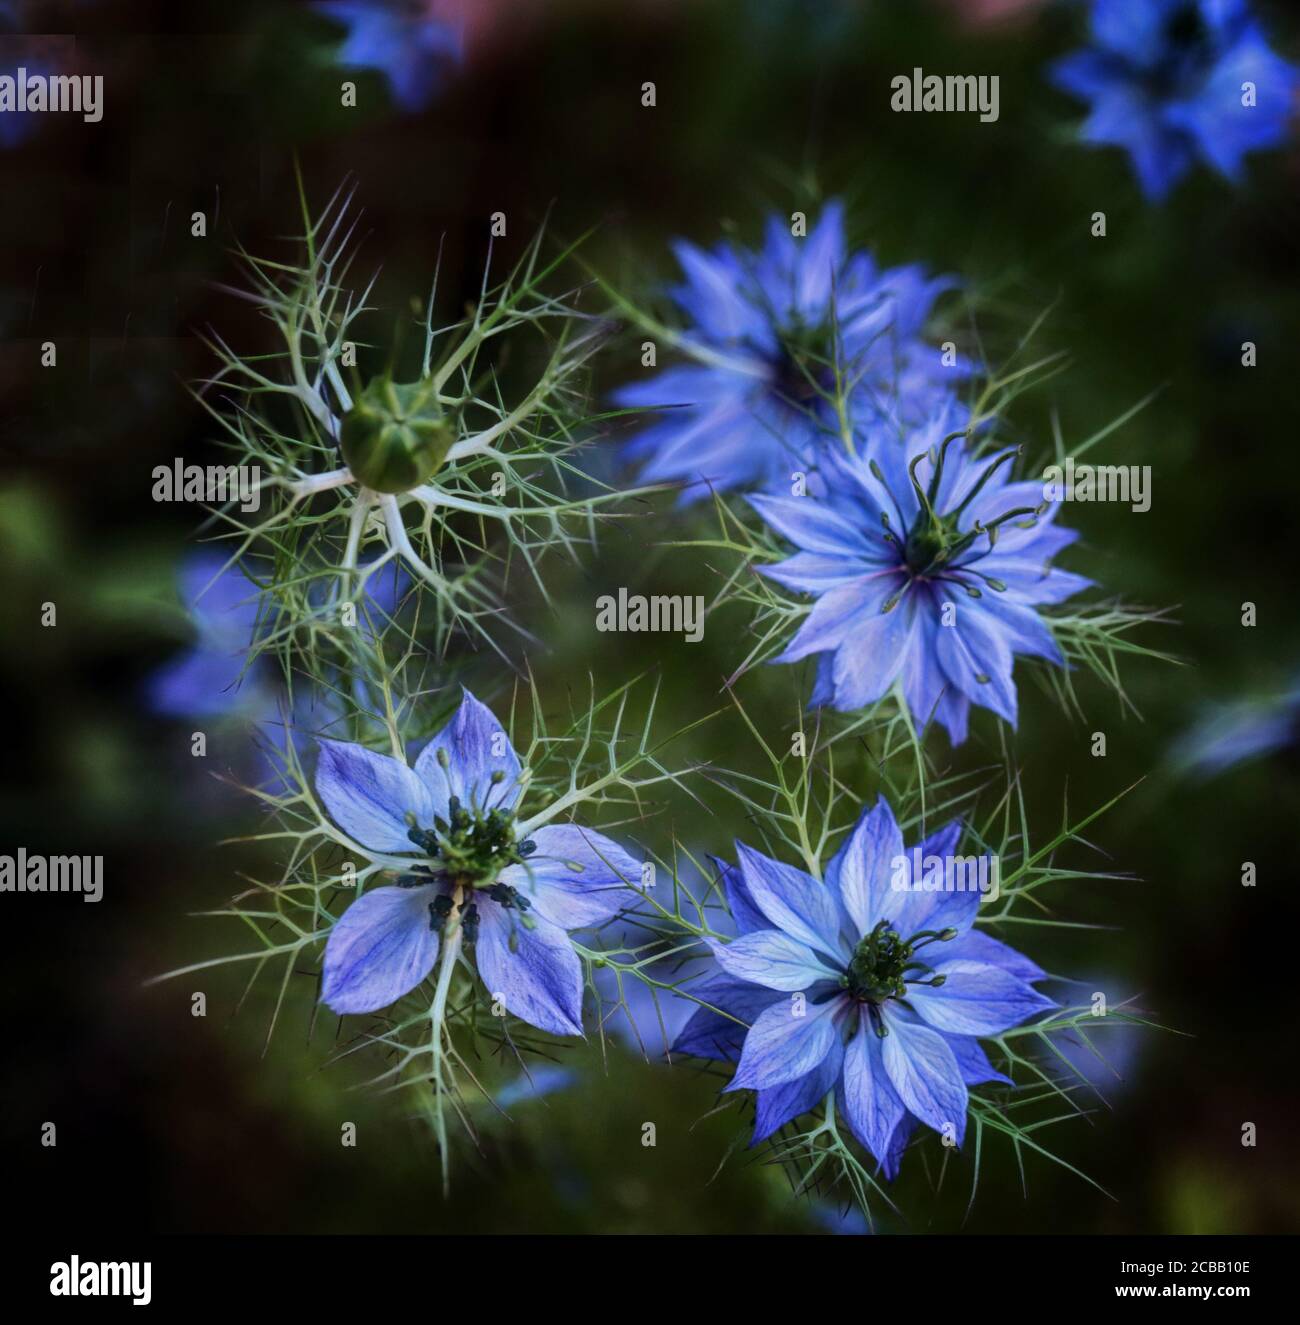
left=1171, top=675, right=1300, bottom=776
left=147, top=550, right=409, bottom=794
left=751, top=400, right=1087, bottom=744
left=315, top=1, right=463, bottom=112
left=594, top=855, right=739, bottom=1055
left=148, top=550, right=275, bottom=721
left=1052, top=0, right=1299, bottom=200
left=613, top=201, right=964, bottom=502
left=673, top=798, right=1053, bottom=1176
left=1, top=58, right=54, bottom=149
left=494, top=1064, right=580, bottom=1109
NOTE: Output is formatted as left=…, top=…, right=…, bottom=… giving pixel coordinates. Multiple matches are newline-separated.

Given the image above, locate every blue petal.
left=503, top=824, right=639, bottom=930
left=413, top=689, right=523, bottom=820
left=752, top=1033, right=844, bottom=1144
left=840, top=1011, right=909, bottom=1168
left=729, top=995, right=845, bottom=1091
left=908, top=960, right=1055, bottom=1036
left=827, top=584, right=919, bottom=709
left=826, top=797, right=904, bottom=937
left=316, top=739, right=434, bottom=853
left=941, top=927, right=1047, bottom=983
left=933, top=601, right=1018, bottom=725
left=714, top=855, right=768, bottom=935
left=474, top=902, right=584, bottom=1036
left=707, top=930, right=841, bottom=992
left=880, top=1007, right=968, bottom=1145
left=672, top=975, right=781, bottom=1062
left=321, top=883, right=441, bottom=1013
left=748, top=493, right=871, bottom=558
left=947, top=1035, right=1012, bottom=1086
left=734, top=841, right=849, bottom=963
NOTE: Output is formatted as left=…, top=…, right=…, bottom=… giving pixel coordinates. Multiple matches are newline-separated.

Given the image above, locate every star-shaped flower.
left=751, top=401, right=1088, bottom=744
left=613, top=201, right=964, bottom=501
left=315, top=689, right=639, bottom=1035
left=1052, top=0, right=1299, bottom=200
left=673, top=798, right=1053, bottom=1174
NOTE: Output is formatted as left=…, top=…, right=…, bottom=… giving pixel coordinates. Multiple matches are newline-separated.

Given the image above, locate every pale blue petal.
left=503, top=824, right=639, bottom=930
left=729, top=995, right=844, bottom=1091
left=316, top=739, right=434, bottom=853
left=321, top=883, right=441, bottom=1014
left=735, top=841, right=849, bottom=962
left=908, top=960, right=1055, bottom=1036
left=413, top=689, right=523, bottom=820
left=474, top=901, right=584, bottom=1036
left=880, top=1007, right=968, bottom=1144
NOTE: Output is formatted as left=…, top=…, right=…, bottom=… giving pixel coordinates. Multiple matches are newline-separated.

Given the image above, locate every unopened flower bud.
left=340, top=375, right=454, bottom=493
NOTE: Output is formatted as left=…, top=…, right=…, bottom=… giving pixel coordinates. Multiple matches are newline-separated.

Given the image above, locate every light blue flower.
left=1052, top=0, right=1299, bottom=200
left=316, top=689, right=640, bottom=1034
left=1, top=58, right=54, bottom=150
left=673, top=798, right=1053, bottom=1176
left=1171, top=675, right=1300, bottom=776
left=315, top=1, right=463, bottom=112
left=613, top=201, right=964, bottom=501
left=148, top=549, right=406, bottom=721
left=148, top=551, right=273, bottom=720
left=594, top=855, right=739, bottom=1054
left=751, top=400, right=1088, bottom=743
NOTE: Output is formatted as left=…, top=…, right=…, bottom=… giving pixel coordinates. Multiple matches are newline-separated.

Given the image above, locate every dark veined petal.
left=316, top=738, right=435, bottom=854
left=827, top=580, right=919, bottom=710
left=880, top=1005, right=968, bottom=1145
left=729, top=994, right=845, bottom=1092
left=413, top=688, right=523, bottom=820
left=734, top=841, right=848, bottom=963
left=321, top=883, right=442, bottom=1014
left=946, top=1034, right=1012, bottom=1086
left=713, top=855, right=767, bottom=935
left=474, top=901, right=584, bottom=1037
left=908, top=959, right=1055, bottom=1037
left=503, top=824, right=640, bottom=931
left=747, top=493, right=871, bottom=558
left=933, top=602, right=1018, bottom=725
left=940, top=927, right=1047, bottom=983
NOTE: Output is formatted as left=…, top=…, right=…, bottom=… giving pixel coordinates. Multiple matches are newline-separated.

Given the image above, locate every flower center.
left=1148, top=3, right=1214, bottom=95
left=843, top=920, right=957, bottom=1034
left=874, top=436, right=1042, bottom=607
left=769, top=322, right=836, bottom=406
left=406, top=793, right=536, bottom=889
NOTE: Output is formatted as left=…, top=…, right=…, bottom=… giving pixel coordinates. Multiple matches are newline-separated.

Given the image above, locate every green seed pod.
left=339, top=375, right=455, bottom=494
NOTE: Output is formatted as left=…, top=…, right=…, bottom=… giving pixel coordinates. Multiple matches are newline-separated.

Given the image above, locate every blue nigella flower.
left=672, top=798, right=1053, bottom=1175
left=1, top=58, right=55, bottom=150
left=1171, top=674, right=1300, bottom=777
left=316, top=689, right=640, bottom=1034
left=1051, top=0, right=1299, bottom=200
left=594, top=854, right=739, bottom=1054
left=148, top=550, right=276, bottom=721
left=612, top=201, right=965, bottom=502
left=315, top=1, right=463, bottom=113
left=148, top=548, right=407, bottom=722
left=750, top=400, right=1089, bottom=744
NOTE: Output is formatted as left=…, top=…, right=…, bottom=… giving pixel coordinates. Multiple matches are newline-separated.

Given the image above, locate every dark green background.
left=2, top=0, right=1296, bottom=1233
